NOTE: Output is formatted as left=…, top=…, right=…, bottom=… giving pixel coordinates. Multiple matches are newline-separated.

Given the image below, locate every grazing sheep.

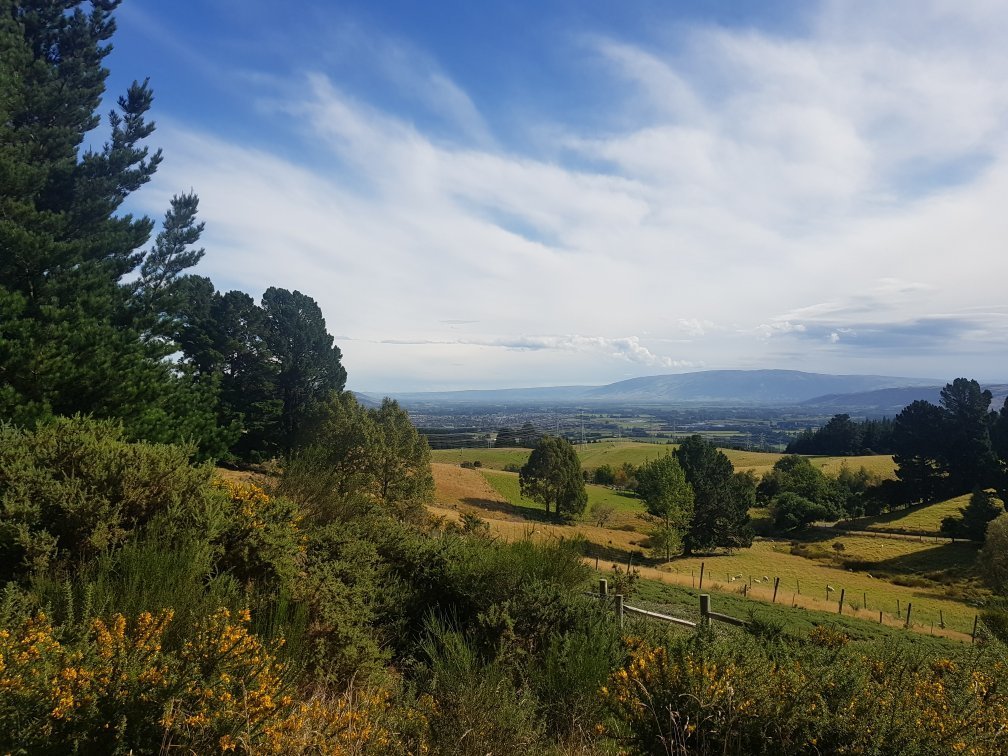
left=763, top=575, right=770, bottom=582
left=826, top=585, right=835, bottom=592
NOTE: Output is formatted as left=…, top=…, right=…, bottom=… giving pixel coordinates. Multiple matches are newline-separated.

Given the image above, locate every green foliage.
left=636, top=454, right=694, bottom=560
left=296, top=521, right=386, bottom=683
left=277, top=393, right=434, bottom=523
left=519, top=435, right=587, bottom=519
left=761, top=455, right=845, bottom=529
left=891, top=380, right=1003, bottom=505
left=0, top=416, right=211, bottom=580
left=788, top=414, right=894, bottom=455
left=529, top=621, right=623, bottom=739
left=419, top=616, right=545, bottom=756
left=0, top=3, right=232, bottom=456
left=676, top=435, right=753, bottom=553
left=593, top=463, right=616, bottom=485
left=606, top=630, right=1008, bottom=755
left=979, top=513, right=1008, bottom=593
left=261, top=287, right=347, bottom=452
left=771, top=491, right=831, bottom=531
left=940, top=378, right=999, bottom=493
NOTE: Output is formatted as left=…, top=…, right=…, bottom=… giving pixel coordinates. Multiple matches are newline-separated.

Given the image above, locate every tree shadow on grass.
left=461, top=496, right=555, bottom=523
left=580, top=539, right=655, bottom=567
left=842, top=542, right=981, bottom=583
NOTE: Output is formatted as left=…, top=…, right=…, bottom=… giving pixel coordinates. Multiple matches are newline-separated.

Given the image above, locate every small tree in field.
left=519, top=436, right=587, bottom=520
left=636, top=454, right=694, bottom=561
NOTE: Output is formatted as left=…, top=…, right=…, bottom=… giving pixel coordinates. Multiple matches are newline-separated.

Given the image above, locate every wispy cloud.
left=133, top=0, right=1008, bottom=389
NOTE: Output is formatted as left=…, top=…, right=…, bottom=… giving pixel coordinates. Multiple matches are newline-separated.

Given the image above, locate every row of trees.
left=787, top=415, right=895, bottom=455
left=494, top=423, right=543, bottom=448
left=0, top=0, right=346, bottom=462
left=519, top=434, right=754, bottom=557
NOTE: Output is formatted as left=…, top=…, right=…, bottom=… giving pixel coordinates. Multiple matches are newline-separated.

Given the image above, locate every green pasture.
left=663, top=540, right=981, bottom=634
left=480, top=468, right=645, bottom=528
left=626, top=576, right=963, bottom=653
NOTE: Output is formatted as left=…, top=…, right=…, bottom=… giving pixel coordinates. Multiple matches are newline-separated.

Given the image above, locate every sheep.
left=763, top=575, right=770, bottom=582
left=826, top=585, right=835, bottom=592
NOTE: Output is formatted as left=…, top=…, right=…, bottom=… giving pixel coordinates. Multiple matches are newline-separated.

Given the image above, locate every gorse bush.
left=418, top=615, right=545, bottom=756
left=604, top=630, right=1008, bottom=755
left=0, top=417, right=211, bottom=580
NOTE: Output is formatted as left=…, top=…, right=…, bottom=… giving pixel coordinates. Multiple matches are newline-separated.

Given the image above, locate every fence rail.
left=596, top=578, right=746, bottom=630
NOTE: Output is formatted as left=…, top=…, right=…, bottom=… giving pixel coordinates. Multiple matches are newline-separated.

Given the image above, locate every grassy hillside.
left=847, top=493, right=970, bottom=535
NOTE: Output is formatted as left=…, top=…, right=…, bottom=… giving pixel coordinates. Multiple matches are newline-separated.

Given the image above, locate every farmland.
left=431, top=440, right=897, bottom=479
left=430, top=442, right=986, bottom=643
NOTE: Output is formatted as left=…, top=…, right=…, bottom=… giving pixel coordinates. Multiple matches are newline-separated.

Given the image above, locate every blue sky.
left=103, top=1, right=1008, bottom=391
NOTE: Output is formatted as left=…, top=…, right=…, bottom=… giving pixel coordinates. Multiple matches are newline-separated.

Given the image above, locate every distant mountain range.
left=362, top=369, right=965, bottom=409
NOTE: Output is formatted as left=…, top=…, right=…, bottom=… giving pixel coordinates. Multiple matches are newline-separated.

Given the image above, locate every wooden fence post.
left=699, top=561, right=705, bottom=591
left=939, top=609, right=944, bottom=629
left=904, top=603, right=912, bottom=629
left=879, top=610, right=883, bottom=624
left=863, top=591, right=867, bottom=610
left=615, top=594, right=624, bottom=628
left=772, top=577, right=780, bottom=604
left=838, top=588, right=845, bottom=614
left=700, top=594, right=711, bottom=628
left=897, top=599, right=901, bottom=618
left=599, top=578, right=608, bottom=598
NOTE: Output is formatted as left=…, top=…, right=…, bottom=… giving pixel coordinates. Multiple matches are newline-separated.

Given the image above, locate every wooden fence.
left=596, top=578, right=747, bottom=630
left=595, top=577, right=983, bottom=643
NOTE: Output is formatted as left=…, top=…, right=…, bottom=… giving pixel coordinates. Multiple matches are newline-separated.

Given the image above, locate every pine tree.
left=261, top=287, right=347, bottom=451
left=0, top=1, right=230, bottom=457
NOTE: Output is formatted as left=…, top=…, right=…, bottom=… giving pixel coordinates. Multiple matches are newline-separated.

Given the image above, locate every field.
left=430, top=445, right=986, bottom=643
left=626, top=575, right=964, bottom=653
left=846, top=493, right=970, bottom=535
left=430, top=441, right=896, bottom=480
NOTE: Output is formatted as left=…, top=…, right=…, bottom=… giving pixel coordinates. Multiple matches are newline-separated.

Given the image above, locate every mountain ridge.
left=363, top=369, right=946, bottom=406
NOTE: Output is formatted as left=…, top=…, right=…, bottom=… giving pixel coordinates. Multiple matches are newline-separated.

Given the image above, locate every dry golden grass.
left=431, top=462, right=510, bottom=510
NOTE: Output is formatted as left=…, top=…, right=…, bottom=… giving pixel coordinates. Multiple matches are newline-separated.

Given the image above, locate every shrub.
left=0, top=607, right=404, bottom=755
left=419, top=616, right=545, bottom=755
left=604, top=631, right=1008, bottom=755
left=0, top=416, right=211, bottom=580
left=210, top=479, right=303, bottom=590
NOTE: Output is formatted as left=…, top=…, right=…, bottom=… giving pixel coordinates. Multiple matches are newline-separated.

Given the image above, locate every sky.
left=102, top=0, right=1008, bottom=391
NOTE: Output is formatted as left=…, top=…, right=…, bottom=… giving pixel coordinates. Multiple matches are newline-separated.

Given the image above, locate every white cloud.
left=136, top=0, right=1008, bottom=388
left=755, top=322, right=808, bottom=339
